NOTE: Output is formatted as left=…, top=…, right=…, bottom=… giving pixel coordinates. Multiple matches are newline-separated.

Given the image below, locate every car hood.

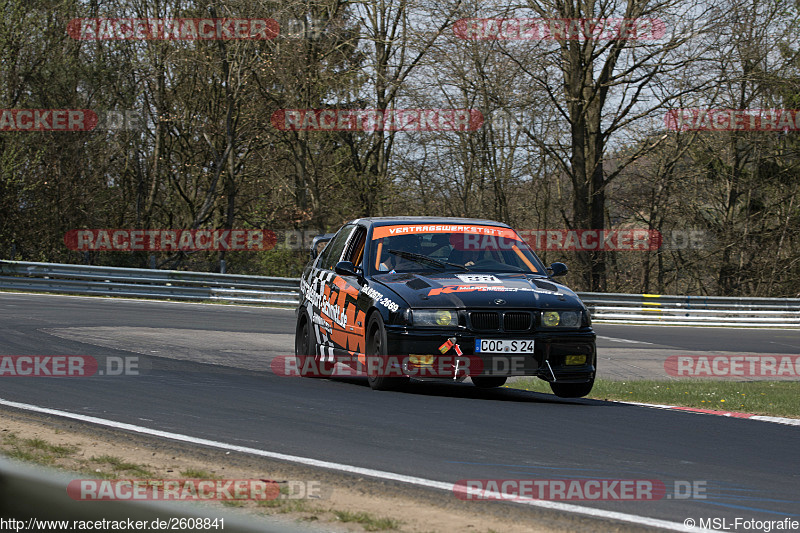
left=373, top=272, right=584, bottom=310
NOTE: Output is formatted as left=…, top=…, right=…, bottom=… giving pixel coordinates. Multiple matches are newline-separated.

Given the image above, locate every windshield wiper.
left=387, top=250, right=470, bottom=271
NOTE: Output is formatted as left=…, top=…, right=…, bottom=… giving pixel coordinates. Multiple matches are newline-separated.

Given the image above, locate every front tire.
left=295, top=314, right=333, bottom=378
left=471, top=376, right=507, bottom=388
left=365, top=313, right=407, bottom=391
left=549, top=379, right=594, bottom=398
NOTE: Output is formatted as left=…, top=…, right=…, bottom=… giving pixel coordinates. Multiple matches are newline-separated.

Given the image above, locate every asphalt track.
left=1, top=292, right=798, bottom=530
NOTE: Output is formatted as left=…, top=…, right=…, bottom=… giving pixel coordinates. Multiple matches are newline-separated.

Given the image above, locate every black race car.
left=294, top=217, right=596, bottom=396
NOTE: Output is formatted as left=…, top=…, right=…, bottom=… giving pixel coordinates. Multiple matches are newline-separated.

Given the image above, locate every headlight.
left=542, top=311, right=560, bottom=327
left=413, top=309, right=458, bottom=327
left=541, top=310, right=581, bottom=328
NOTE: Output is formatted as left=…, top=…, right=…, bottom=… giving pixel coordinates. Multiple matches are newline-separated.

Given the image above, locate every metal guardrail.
left=0, top=260, right=300, bottom=305
left=1, top=261, right=799, bottom=327
left=579, top=292, right=800, bottom=327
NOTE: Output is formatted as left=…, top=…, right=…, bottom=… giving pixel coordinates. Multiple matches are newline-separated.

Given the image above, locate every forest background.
left=2, top=0, right=800, bottom=296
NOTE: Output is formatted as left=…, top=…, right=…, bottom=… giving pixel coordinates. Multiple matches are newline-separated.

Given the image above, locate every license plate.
left=475, top=339, right=535, bottom=354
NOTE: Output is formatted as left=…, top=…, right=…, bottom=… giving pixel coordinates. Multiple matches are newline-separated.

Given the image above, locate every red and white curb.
left=618, top=401, right=800, bottom=426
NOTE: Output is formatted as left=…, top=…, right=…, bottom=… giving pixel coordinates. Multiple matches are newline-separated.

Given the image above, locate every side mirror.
left=548, top=262, right=568, bottom=277
left=335, top=260, right=362, bottom=279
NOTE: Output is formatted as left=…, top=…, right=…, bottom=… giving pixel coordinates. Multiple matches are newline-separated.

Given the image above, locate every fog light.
left=565, top=355, right=586, bottom=365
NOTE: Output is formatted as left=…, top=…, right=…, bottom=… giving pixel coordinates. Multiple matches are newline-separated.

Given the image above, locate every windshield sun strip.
left=371, top=224, right=519, bottom=240
left=511, top=244, right=538, bottom=273
left=375, top=240, right=383, bottom=270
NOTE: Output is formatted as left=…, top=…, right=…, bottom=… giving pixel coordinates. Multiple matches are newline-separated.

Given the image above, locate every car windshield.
left=369, top=224, right=546, bottom=275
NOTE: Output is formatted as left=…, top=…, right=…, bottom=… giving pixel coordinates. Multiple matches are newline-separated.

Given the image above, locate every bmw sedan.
left=294, top=217, right=596, bottom=396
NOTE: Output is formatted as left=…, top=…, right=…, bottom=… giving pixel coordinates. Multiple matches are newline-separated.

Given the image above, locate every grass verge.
left=332, top=510, right=401, bottom=531
left=0, top=429, right=396, bottom=531
left=508, top=378, right=800, bottom=418
left=2, top=434, right=78, bottom=465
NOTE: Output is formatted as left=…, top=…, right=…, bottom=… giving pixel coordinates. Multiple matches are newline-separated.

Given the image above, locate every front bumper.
left=385, top=325, right=596, bottom=382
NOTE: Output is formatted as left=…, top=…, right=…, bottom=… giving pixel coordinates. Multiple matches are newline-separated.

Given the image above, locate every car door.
left=307, top=224, right=365, bottom=358
left=331, top=225, right=368, bottom=355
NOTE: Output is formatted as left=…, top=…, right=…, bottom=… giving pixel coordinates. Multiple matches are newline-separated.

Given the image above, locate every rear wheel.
left=549, top=379, right=594, bottom=398
left=295, top=314, right=333, bottom=377
left=471, top=376, right=507, bottom=388
left=366, top=313, right=407, bottom=391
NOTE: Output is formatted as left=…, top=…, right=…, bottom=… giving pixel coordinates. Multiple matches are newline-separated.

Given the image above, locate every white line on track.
left=596, top=335, right=655, bottom=345
left=0, top=397, right=713, bottom=532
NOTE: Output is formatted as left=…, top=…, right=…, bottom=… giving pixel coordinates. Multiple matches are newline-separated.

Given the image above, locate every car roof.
left=348, top=216, right=512, bottom=229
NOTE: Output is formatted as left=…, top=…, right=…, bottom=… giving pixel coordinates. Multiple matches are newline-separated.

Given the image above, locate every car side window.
left=343, top=226, right=367, bottom=269
left=319, top=225, right=356, bottom=271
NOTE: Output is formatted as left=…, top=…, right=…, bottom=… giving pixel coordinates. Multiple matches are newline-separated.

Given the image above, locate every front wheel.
left=365, top=313, right=408, bottom=391
left=549, top=379, right=594, bottom=398
left=295, top=315, right=333, bottom=378
left=471, top=376, right=507, bottom=388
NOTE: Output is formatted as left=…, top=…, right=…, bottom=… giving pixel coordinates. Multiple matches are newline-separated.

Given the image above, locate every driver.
left=378, top=234, right=422, bottom=272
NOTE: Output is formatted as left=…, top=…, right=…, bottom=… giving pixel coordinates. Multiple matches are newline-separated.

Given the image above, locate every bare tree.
left=480, top=0, right=721, bottom=289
